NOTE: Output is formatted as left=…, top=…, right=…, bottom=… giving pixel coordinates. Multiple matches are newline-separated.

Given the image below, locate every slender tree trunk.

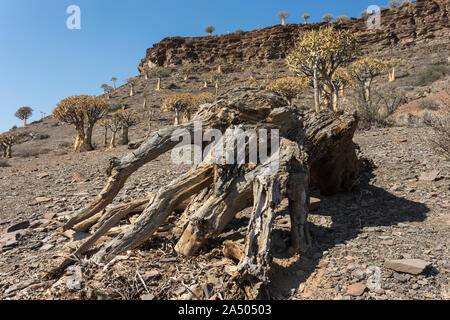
left=103, top=127, right=108, bottom=146
left=23, top=119, right=27, bottom=127
left=113, top=81, right=116, bottom=90
left=174, top=110, right=180, bottom=126
left=313, top=64, right=320, bottom=113
left=5, top=145, right=11, bottom=158
left=121, top=126, right=129, bottom=145
left=156, top=78, right=161, bottom=91
left=364, top=80, right=372, bottom=108
left=109, top=131, right=117, bottom=149
left=389, top=67, right=396, bottom=82
left=282, top=17, right=286, bottom=25
left=332, top=90, right=339, bottom=111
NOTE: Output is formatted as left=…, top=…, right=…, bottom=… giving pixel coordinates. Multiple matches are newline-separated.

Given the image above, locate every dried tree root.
left=92, top=163, right=214, bottom=263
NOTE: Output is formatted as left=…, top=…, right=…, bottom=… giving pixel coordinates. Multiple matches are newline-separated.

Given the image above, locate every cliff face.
left=139, top=0, right=449, bottom=72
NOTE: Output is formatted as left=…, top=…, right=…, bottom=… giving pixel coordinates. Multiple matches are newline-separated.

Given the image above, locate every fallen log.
left=50, top=88, right=359, bottom=298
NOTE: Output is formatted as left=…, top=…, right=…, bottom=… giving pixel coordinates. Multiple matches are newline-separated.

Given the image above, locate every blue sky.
left=0, top=0, right=393, bottom=132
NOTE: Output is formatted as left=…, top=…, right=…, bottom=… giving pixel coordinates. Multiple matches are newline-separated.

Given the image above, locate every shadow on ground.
left=265, top=167, right=430, bottom=299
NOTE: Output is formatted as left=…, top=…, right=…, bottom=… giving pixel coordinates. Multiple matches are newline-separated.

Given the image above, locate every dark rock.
left=6, top=221, right=30, bottom=233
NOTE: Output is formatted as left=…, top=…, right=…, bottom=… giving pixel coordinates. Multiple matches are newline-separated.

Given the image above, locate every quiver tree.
left=387, top=58, right=401, bottom=82
left=301, top=13, right=310, bottom=24
left=126, top=77, right=138, bottom=96
left=349, top=57, right=389, bottom=109
left=0, top=132, right=19, bottom=158
left=335, top=15, right=350, bottom=23
left=116, top=109, right=140, bottom=145
left=111, top=77, right=118, bottom=90
left=328, top=67, right=353, bottom=111
left=141, top=91, right=150, bottom=109
left=100, top=84, right=109, bottom=94
left=286, top=26, right=359, bottom=112
left=152, top=67, right=169, bottom=91
left=277, top=11, right=290, bottom=25
left=15, top=106, right=33, bottom=127
left=52, top=88, right=360, bottom=299
left=53, top=95, right=110, bottom=152
left=267, top=77, right=309, bottom=105
left=162, top=93, right=196, bottom=125
left=205, top=25, right=215, bottom=37
left=104, top=86, right=113, bottom=99
left=98, top=118, right=110, bottom=146
left=322, top=14, right=334, bottom=23
left=180, top=66, right=190, bottom=81
left=106, top=113, right=121, bottom=149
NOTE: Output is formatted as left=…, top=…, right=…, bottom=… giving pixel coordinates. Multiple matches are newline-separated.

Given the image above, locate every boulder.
left=385, top=259, right=431, bottom=275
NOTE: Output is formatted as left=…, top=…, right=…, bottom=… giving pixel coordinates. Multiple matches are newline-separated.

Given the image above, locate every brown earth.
left=0, top=0, right=449, bottom=300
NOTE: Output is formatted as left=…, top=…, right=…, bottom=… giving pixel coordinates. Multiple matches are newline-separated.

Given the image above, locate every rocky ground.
left=0, top=124, right=448, bottom=300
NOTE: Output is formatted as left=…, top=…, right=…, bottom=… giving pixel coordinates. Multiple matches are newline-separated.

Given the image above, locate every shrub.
left=58, top=141, right=72, bottom=149
left=0, top=160, right=10, bottom=167
left=17, top=148, right=50, bottom=158
left=418, top=100, right=440, bottom=111
left=355, top=87, right=407, bottom=129
left=423, top=110, right=450, bottom=160
left=267, top=77, right=309, bottom=105
left=36, top=134, right=50, bottom=140
left=416, top=64, right=449, bottom=86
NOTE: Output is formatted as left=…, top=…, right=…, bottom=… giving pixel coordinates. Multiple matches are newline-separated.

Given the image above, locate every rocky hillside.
left=139, top=0, right=449, bottom=70
left=0, top=0, right=449, bottom=301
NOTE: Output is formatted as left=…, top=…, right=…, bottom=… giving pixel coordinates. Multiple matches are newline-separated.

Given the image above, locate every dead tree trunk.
left=51, top=88, right=359, bottom=297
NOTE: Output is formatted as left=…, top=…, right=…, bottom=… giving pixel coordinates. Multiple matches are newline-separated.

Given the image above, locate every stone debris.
left=6, top=221, right=30, bottom=233
left=385, top=259, right=431, bottom=275
left=418, top=170, right=440, bottom=182
left=347, top=283, right=367, bottom=296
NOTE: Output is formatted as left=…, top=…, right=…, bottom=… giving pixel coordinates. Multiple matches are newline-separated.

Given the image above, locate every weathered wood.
left=73, top=212, right=103, bottom=233
left=237, top=175, right=283, bottom=300
left=91, top=198, right=151, bottom=232
left=93, top=163, right=214, bottom=263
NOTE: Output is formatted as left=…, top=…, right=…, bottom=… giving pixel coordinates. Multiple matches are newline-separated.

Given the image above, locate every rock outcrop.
left=139, top=0, right=449, bottom=71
